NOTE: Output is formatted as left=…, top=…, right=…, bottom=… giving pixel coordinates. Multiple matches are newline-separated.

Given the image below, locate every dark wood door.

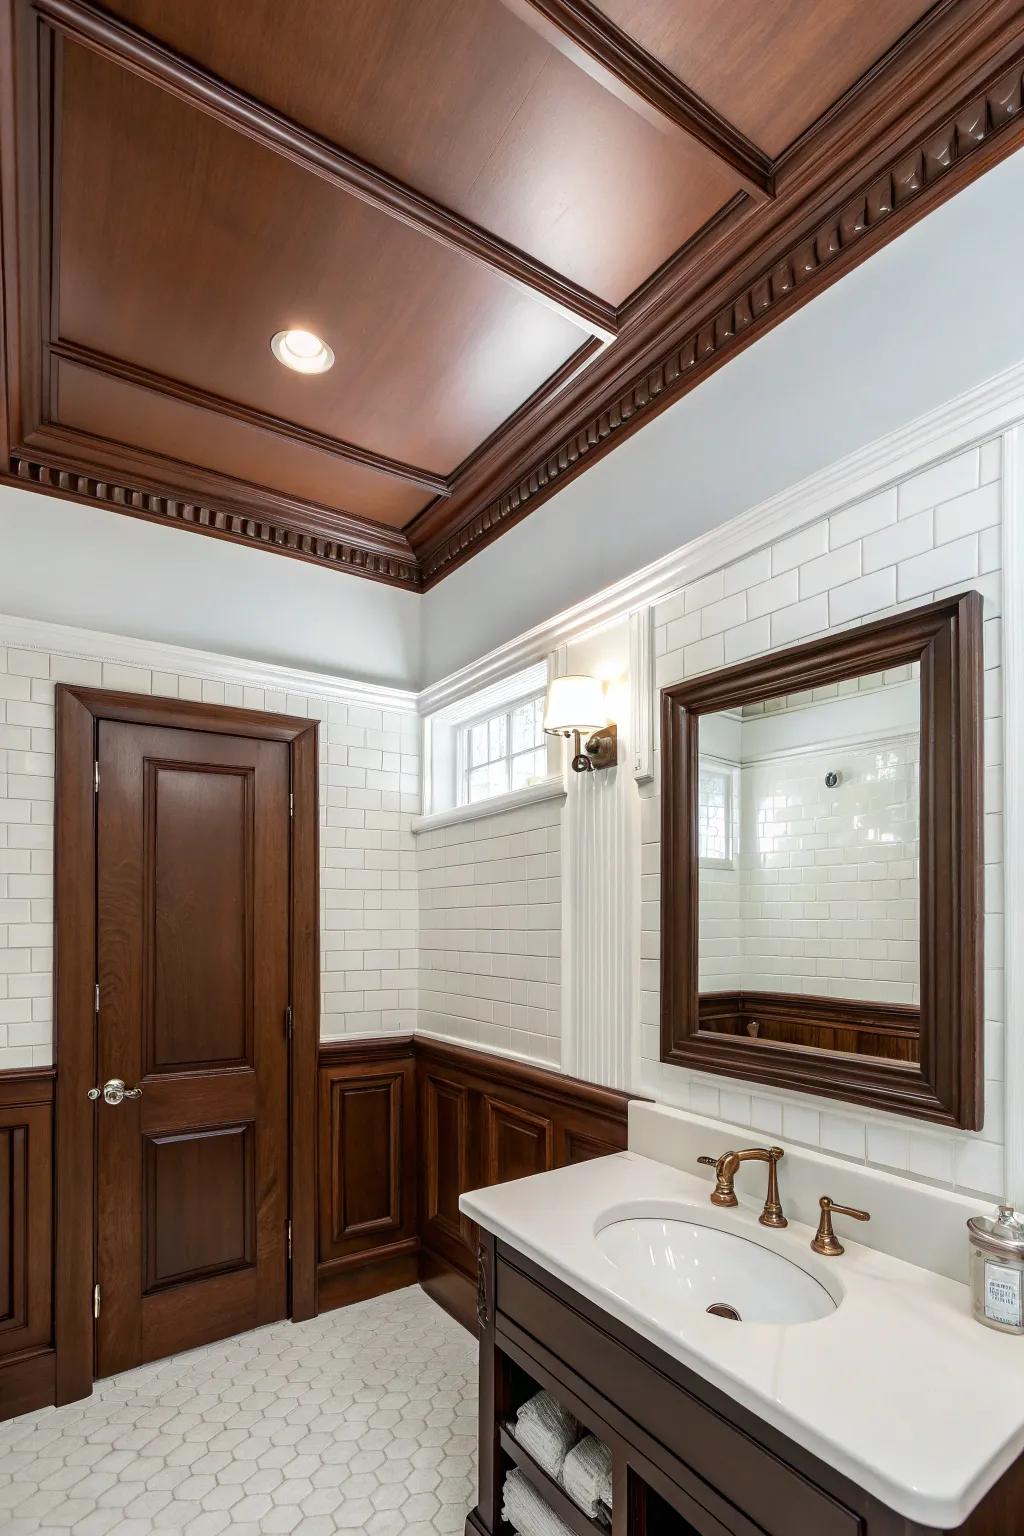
left=94, top=720, right=291, bottom=1376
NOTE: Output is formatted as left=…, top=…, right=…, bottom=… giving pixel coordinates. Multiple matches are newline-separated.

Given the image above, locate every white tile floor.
left=0, top=1287, right=478, bottom=1536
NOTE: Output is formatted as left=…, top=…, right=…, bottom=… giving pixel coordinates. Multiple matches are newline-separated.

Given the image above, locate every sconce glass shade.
left=543, top=674, right=607, bottom=737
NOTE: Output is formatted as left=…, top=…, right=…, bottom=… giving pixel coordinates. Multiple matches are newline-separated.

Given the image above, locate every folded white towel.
left=502, top=1469, right=575, bottom=1536
left=562, top=1434, right=614, bottom=1519
left=515, top=1391, right=579, bottom=1481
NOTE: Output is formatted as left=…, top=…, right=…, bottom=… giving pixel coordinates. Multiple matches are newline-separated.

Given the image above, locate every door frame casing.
left=54, top=686, right=319, bottom=1405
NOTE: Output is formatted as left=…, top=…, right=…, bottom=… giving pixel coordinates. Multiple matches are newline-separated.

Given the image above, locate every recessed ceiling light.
left=270, top=328, right=335, bottom=374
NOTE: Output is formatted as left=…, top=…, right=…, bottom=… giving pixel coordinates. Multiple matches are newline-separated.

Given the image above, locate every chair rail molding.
left=0, top=612, right=419, bottom=712
left=1002, top=422, right=1024, bottom=1209
left=417, top=359, right=1024, bottom=712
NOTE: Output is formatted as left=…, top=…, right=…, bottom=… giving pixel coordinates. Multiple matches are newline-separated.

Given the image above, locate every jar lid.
left=967, top=1204, right=1024, bottom=1258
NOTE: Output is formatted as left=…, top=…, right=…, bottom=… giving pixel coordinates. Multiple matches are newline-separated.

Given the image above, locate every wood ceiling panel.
left=53, top=360, right=432, bottom=527
left=99, top=0, right=742, bottom=303
left=590, top=0, right=938, bottom=156
left=56, top=43, right=585, bottom=475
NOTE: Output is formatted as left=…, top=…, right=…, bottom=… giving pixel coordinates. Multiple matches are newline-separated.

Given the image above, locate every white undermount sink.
left=596, top=1208, right=838, bottom=1325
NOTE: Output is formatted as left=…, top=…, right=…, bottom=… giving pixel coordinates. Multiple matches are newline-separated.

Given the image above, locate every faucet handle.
left=697, top=1155, right=718, bottom=1168
left=811, top=1195, right=870, bottom=1256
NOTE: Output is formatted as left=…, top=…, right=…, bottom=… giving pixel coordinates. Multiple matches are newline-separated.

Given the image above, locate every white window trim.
left=419, top=656, right=556, bottom=821
left=411, top=775, right=566, bottom=834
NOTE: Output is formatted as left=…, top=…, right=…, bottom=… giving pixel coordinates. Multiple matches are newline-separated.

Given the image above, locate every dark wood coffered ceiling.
left=1, top=0, right=1023, bottom=590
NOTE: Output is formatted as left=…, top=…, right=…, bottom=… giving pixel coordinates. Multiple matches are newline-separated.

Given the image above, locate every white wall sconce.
left=543, top=674, right=618, bottom=773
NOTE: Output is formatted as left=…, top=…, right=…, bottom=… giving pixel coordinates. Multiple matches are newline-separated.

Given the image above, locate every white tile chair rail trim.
left=411, top=774, right=566, bottom=834
left=415, top=1024, right=563, bottom=1071
left=0, top=611, right=419, bottom=713
left=1001, top=423, right=1024, bottom=1208
left=417, top=358, right=1024, bottom=719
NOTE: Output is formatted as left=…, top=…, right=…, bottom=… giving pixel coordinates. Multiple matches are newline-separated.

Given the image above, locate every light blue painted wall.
left=0, top=487, right=422, bottom=689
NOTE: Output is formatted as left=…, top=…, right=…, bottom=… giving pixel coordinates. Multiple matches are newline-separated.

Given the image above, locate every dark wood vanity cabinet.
left=469, top=1234, right=1024, bottom=1536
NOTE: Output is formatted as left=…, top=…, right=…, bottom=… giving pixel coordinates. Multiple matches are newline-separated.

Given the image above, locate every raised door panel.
left=483, top=1096, right=553, bottom=1186
left=143, top=1123, right=255, bottom=1292
left=319, top=1063, right=413, bottom=1261
left=146, top=760, right=253, bottom=1073
left=422, top=1073, right=473, bottom=1268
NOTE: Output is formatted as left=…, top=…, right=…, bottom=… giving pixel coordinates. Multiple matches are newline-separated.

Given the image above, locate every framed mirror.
left=660, top=592, right=984, bottom=1128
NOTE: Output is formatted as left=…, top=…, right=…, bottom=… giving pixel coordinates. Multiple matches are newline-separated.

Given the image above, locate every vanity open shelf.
left=469, top=1232, right=1024, bottom=1536
left=498, top=1425, right=611, bottom=1536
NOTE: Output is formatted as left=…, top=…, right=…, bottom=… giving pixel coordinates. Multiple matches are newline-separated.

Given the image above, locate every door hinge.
left=93, top=1283, right=101, bottom=1319
left=94, top=760, right=100, bottom=794
left=95, top=983, right=100, bottom=1015
left=284, top=1004, right=293, bottom=1040
left=286, top=1219, right=292, bottom=1261
left=289, top=791, right=294, bottom=819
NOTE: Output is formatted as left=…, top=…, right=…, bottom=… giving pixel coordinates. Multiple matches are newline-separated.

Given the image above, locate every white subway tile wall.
left=417, top=797, right=562, bottom=1065
left=698, top=735, right=921, bottom=1003
left=0, top=644, right=420, bottom=1069
left=646, top=441, right=1006, bottom=1199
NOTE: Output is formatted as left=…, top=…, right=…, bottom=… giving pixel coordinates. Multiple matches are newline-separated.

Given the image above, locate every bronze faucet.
left=697, top=1146, right=787, bottom=1228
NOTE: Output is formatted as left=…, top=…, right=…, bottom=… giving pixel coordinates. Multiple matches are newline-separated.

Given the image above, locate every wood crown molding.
left=415, top=49, right=1024, bottom=585
left=6, top=450, right=423, bottom=589
left=6, top=342, right=1022, bottom=714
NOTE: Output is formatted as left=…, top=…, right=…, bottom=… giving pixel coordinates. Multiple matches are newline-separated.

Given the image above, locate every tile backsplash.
left=699, top=731, right=921, bottom=1004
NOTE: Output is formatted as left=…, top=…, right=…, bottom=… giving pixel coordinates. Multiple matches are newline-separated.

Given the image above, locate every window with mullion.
left=460, top=695, right=547, bottom=806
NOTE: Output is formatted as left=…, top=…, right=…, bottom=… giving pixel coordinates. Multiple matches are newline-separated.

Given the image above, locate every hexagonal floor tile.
left=0, top=1288, right=478, bottom=1536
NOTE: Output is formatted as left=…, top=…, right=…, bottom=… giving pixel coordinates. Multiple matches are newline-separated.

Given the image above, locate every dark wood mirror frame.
left=660, top=590, right=985, bottom=1129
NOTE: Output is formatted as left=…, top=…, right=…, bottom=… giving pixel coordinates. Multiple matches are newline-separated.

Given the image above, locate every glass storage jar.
left=967, top=1205, right=1024, bottom=1335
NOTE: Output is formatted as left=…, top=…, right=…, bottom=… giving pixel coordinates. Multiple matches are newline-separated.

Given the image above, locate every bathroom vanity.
left=461, top=1150, right=1024, bottom=1536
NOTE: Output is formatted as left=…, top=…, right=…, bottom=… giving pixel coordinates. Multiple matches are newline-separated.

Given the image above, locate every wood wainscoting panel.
left=316, top=1038, right=418, bottom=1313
left=314, top=1037, right=634, bottom=1332
left=0, top=1070, right=55, bottom=1422
left=416, top=1038, right=633, bottom=1332
left=422, top=1071, right=473, bottom=1266
left=698, top=991, right=921, bottom=1063
left=482, top=1096, right=553, bottom=1187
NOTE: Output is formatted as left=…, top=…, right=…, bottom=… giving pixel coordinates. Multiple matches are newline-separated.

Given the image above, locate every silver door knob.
left=88, top=1078, right=143, bottom=1105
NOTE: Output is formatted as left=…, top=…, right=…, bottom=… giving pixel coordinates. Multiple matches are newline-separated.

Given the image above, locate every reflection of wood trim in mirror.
left=660, top=591, right=984, bottom=1129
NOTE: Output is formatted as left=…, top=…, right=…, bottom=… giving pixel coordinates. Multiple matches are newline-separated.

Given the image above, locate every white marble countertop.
left=461, top=1150, right=1024, bottom=1528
